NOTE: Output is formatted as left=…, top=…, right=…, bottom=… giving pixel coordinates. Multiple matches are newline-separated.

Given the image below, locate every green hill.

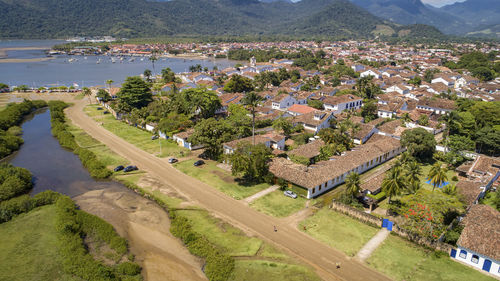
left=0, top=0, right=442, bottom=39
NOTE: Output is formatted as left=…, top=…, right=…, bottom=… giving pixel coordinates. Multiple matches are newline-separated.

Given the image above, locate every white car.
left=284, top=190, right=297, bottom=199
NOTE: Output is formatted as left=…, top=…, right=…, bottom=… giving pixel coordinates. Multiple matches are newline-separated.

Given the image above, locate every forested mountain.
left=348, top=0, right=500, bottom=38
left=0, top=0, right=441, bottom=39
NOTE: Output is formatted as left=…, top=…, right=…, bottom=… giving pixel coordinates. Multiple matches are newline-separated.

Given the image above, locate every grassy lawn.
left=250, top=190, right=306, bottom=217
left=419, top=162, right=459, bottom=191
left=68, top=123, right=128, bottom=168
left=480, top=191, right=499, bottom=211
left=174, top=159, right=269, bottom=200
left=231, top=260, right=320, bottom=281
left=84, top=104, right=189, bottom=158
left=176, top=209, right=263, bottom=256
left=0, top=205, right=79, bottom=281
left=298, top=208, right=379, bottom=256
left=367, top=234, right=496, bottom=281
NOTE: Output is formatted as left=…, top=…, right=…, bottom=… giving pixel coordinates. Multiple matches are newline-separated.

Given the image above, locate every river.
left=5, top=108, right=206, bottom=281
left=0, top=40, right=236, bottom=88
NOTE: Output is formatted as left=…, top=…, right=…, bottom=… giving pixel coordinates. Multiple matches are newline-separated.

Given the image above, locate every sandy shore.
left=164, top=53, right=210, bottom=60
left=74, top=186, right=206, bottom=281
left=0, top=46, right=52, bottom=63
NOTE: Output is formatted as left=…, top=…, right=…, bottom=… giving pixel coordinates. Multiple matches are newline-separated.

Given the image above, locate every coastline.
left=0, top=46, right=52, bottom=62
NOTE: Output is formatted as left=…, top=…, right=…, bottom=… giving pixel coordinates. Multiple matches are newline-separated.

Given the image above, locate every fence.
left=330, top=200, right=453, bottom=254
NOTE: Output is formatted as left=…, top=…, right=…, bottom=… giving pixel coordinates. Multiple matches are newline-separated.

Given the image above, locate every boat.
left=68, top=58, right=76, bottom=63
left=111, top=57, right=116, bottom=63
left=129, top=58, right=135, bottom=62
left=96, top=58, right=101, bottom=64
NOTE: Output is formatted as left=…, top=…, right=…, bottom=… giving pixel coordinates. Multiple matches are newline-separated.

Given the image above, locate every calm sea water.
left=0, top=40, right=236, bottom=88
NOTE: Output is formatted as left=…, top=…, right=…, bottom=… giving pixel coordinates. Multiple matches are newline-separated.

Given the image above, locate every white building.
left=451, top=204, right=500, bottom=278
left=272, top=94, right=297, bottom=110
left=322, top=94, right=363, bottom=114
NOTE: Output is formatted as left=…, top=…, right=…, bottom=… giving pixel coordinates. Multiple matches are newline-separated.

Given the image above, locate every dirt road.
left=66, top=99, right=391, bottom=281
left=74, top=187, right=207, bottom=281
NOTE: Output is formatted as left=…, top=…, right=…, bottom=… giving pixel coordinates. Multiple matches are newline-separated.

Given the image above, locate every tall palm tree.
left=106, top=79, right=113, bottom=93
left=404, top=161, right=422, bottom=194
left=345, top=172, right=361, bottom=199
left=382, top=167, right=405, bottom=204
left=82, top=87, right=92, bottom=104
left=428, top=163, right=448, bottom=192
left=241, top=92, right=263, bottom=145
left=149, top=49, right=159, bottom=77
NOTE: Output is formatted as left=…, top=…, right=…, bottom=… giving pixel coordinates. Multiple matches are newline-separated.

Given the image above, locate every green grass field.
left=299, top=208, right=379, bottom=256
left=0, top=205, right=79, bottom=281
left=419, top=162, right=459, bottom=191
left=174, top=159, right=269, bottom=200
left=231, top=260, right=320, bottom=281
left=85, top=105, right=189, bottom=158
left=250, top=190, right=306, bottom=217
left=367, top=234, right=496, bottom=281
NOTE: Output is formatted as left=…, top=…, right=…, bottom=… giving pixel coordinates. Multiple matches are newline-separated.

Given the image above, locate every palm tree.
left=404, top=161, right=422, bottom=194
left=143, top=69, right=152, bottom=83
left=82, top=87, right=92, bottom=104
left=241, top=92, right=263, bottom=145
left=428, top=163, right=448, bottom=192
left=382, top=167, right=405, bottom=204
left=345, top=172, right=361, bottom=199
left=106, top=79, right=113, bottom=93
left=149, top=49, right=159, bottom=77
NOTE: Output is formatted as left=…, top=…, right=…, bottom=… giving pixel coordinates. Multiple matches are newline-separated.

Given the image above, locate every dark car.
left=123, top=165, right=138, bottom=172
left=193, top=160, right=205, bottom=166
left=114, top=165, right=124, bottom=172
left=168, top=158, right=178, bottom=164
left=97, top=107, right=103, bottom=110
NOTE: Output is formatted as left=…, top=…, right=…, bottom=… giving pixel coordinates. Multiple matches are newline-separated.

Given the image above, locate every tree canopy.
left=400, top=128, right=436, bottom=161
left=116, top=76, right=153, bottom=112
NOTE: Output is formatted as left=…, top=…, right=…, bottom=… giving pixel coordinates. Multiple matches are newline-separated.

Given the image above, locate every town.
left=1, top=39, right=499, bottom=281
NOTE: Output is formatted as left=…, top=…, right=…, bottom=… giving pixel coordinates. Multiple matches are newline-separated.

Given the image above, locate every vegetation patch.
left=299, top=208, right=378, bottom=256
left=250, top=190, right=306, bottom=217
left=174, top=159, right=269, bottom=200
left=367, top=234, right=495, bottom=281
left=231, top=260, right=320, bottom=281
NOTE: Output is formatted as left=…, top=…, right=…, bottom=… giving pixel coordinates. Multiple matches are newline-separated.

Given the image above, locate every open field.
left=367, top=234, right=496, bottom=281
left=84, top=104, right=189, bottom=158
left=232, top=260, right=320, bottom=281
left=299, top=208, right=379, bottom=256
left=174, top=159, right=270, bottom=200
left=0, top=205, right=79, bottom=281
left=250, top=190, right=306, bottom=217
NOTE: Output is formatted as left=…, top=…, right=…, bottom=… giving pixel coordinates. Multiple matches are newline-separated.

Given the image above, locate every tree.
left=105, top=79, right=113, bottom=93
left=382, top=167, right=405, bottom=204
left=143, top=69, right=152, bottom=83
left=476, top=126, right=500, bottom=156
left=428, top=163, right=448, bottom=192
left=230, top=143, right=272, bottom=182
left=82, top=87, right=92, bottom=104
left=117, top=76, right=153, bottom=111
left=400, top=128, right=436, bottom=161
left=272, top=117, right=293, bottom=136
left=447, top=135, right=475, bottom=152
left=149, top=49, right=159, bottom=76
left=471, top=66, right=493, bottom=81
left=227, top=104, right=252, bottom=138
left=345, top=172, right=361, bottom=199
left=360, top=100, right=377, bottom=122
left=182, top=88, right=221, bottom=119
left=161, top=67, right=176, bottom=83
left=404, top=161, right=422, bottom=194
left=188, top=118, right=234, bottom=159
left=96, top=89, right=111, bottom=102
left=418, top=114, right=429, bottom=126
left=241, top=92, right=263, bottom=145
left=223, top=75, right=254, bottom=93
left=0, top=83, right=9, bottom=90
left=318, top=128, right=336, bottom=144
left=307, top=99, right=324, bottom=110
left=157, top=112, right=192, bottom=136
left=469, top=102, right=500, bottom=129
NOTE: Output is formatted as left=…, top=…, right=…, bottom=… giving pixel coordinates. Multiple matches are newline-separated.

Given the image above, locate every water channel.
left=4, top=108, right=207, bottom=281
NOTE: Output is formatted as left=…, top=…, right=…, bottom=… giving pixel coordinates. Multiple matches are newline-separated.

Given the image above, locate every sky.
left=420, top=0, right=466, bottom=7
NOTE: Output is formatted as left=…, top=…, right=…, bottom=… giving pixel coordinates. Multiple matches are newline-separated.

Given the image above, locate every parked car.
left=151, top=135, right=158, bottom=140
left=103, top=110, right=110, bottom=114
left=168, top=158, right=178, bottom=164
left=114, top=165, right=124, bottom=172
left=284, top=190, right=297, bottom=199
left=193, top=160, right=205, bottom=167
left=123, top=165, right=138, bottom=172
left=97, top=107, right=103, bottom=110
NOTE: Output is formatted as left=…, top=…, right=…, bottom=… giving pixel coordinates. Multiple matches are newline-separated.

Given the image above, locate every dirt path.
left=74, top=187, right=207, bottom=281
left=355, top=229, right=390, bottom=262
left=63, top=99, right=393, bottom=281
left=244, top=185, right=279, bottom=204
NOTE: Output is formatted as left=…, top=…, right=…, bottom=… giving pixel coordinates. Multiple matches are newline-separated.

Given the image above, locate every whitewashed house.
left=272, top=94, right=297, bottom=110
left=292, top=111, right=334, bottom=134
left=172, top=129, right=203, bottom=150
left=323, top=94, right=363, bottom=114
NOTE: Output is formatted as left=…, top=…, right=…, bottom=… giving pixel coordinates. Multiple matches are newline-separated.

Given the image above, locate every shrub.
left=0, top=164, right=33, bottom=202
left=0, top=190, right=61, bottom=223
left=116, top=262, right=141, bottom=276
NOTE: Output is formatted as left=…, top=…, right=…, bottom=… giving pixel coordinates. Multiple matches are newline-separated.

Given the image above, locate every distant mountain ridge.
left=348, top=0, right=500, bottom=38
left=0, top=0, right=442, bottom=39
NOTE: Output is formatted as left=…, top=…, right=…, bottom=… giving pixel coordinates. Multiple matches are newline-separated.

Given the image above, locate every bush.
left=0, top=99, right=47, bottom=130
left=49, top=102, right=111, bottom=179
left=77, top=211, right=128, bottom=255
left=116, top=262, right=141, bottom=276
left=367, top=191, right=386, bottom=202
left=0, top=164, right=33, bottom=202
left=0, top=190, right=61, bottom=223
left=170, top=211, right=235, bottom=281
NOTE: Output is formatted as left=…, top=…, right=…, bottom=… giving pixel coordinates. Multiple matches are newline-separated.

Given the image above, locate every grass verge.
left=367, top=234, right=496, bottom=281
left=174, top=159, right=269, bottom=200
left=250, top=190, right=306, bottom=217
left=298, top=208, right=379, bottom=256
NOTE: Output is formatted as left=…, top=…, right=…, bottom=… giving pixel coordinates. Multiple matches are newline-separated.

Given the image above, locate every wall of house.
left=378, top=110, right=395, bottom=118
left=307, top=145, right=406, bottom=198
left=325, top=100, right=362, bottom=114
left=452, top=247, right=500, bottom=277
